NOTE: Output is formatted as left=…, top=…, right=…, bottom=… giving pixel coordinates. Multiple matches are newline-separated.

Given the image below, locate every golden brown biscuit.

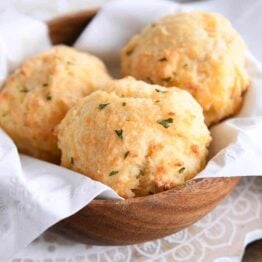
left=57, top=77, right=211, bottom=198
left=121, top=11, right=249, bottom=126
left=0, top=45, right=112, bottom=162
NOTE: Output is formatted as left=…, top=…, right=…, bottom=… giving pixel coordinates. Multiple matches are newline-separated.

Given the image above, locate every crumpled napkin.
left=0, top=10, right=120, bottom=262
left=1, top=0, right=262, bottom=261
left=0, top=10, right=51, bottom=86
left=0, top=130, right=120, bottom=262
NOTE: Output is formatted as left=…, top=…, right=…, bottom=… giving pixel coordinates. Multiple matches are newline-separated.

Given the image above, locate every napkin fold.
left=0, top=10, right=51, bottom=87
left=0, top=129, right=120, bottom=262
left=0, top=11, right=121, bottom=262
left=0, top=0, right=262, bottom=261
left=75, top=0, right=181, bottom=75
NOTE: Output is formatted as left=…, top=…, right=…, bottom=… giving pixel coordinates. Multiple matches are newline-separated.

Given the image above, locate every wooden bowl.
left=48, top=10, right=241, bottom=245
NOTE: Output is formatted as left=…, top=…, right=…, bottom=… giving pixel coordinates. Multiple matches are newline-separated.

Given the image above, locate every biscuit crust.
left=0, top=45, right=111, bottom=162
left=121, top=12, right=249, bottom=126
left=58, top=77, right=211, bottom=198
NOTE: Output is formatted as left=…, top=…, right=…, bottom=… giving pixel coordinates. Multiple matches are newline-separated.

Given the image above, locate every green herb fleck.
left=1, top=112, right=8, bottom=117
left=122, top=102, right=126, bottom=106
left=158, top=57, right=167, bottom=62
left=109, top=170, right=119, bottom=176
left=67, top=61, right=74, bottom=65
left=20, top=88, right=29, bottom=93
left=115, top=129, right=123, bottom=140
left=136, top=169, right=145, bottom=179
left=46, top=94, right=52, bottom=100
left=155, top=89, right=167, bottom=94
left=162, top=77, right=172, bottom=82
left=157, top=118, right=173, bottom=128
left=139, top=169, right=144, bottom=176
left=124, top=151, right=129, bottom=159
left=98, top=103, right=109, bottom=110
left=146, top=77, right=154, bottom=84
left=126, top=49, right=134, bottom=56
left=178, top=167, right=186, bottom=174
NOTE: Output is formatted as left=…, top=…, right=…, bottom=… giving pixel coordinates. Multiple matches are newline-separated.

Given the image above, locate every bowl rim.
left=90, top=177, right=241, bottom=205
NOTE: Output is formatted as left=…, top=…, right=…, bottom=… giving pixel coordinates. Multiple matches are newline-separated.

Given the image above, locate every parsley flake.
left=98, top=103, right=109, bottom=110
left=1, top=112, right=8, bottom=117
left=157, top=118, right=173, bottom=128
left=109, top=170, right=119, bottom=176
left=46, top=95, right=52, bottom=100
left=20, top=88, right=29, bottom=93
left=162, top=77, right=172, bottom=82
left=115, top=129, right=123, bottom=140
left=155, top=89, right=168, bottom=94
left=126, top=49, right=134, bottom=56
left=139, top=169, right=144, bottom=177
left=178, top=167, right=186, bottom=174
left=158, top=57, right=167, bottom=62
left=124, top=151, right=129, bottom=159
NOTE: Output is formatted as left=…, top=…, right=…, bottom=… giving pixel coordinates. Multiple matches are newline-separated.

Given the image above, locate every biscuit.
left=0, top=45, right=112, bottom=162
left=58, top=77, right=211, bottom=198
left=121, top=12, right=249, bottom=126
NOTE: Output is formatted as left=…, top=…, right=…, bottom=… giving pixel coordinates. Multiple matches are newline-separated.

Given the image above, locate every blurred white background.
left=0, top=0, right=111, bottom=20
left=0, top=0, right=204, bottom=20
left=1, top=0, right=259, bottom=61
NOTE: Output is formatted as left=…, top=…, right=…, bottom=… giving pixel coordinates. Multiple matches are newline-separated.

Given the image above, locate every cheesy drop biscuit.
left=58, top=77, right=211, bottom=198
left=121, top=12, right=249, bottom=126
left=0, top=45, right=112, bottom=162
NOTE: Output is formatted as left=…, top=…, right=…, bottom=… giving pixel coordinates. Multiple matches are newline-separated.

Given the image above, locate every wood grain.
left=243, top=240, right=262, bottom=262
left=52, top=177, right=240, bottom=245
left=48, top=9, right=98, bottom=45
left=48, top=11, right=241, bottom=245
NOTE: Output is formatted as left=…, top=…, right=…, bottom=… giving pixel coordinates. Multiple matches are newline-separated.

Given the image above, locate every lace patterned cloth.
left=13, top=177, right=262, bottom=262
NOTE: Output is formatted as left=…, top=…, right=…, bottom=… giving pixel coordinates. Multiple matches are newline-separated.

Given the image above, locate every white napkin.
left=1, top=0, right=262, bottom=261
left=0, top=129, right=120, bottom=262
left=0, top=10, right=121, bottom=262
left=0, top=10, right=51, bottom=86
